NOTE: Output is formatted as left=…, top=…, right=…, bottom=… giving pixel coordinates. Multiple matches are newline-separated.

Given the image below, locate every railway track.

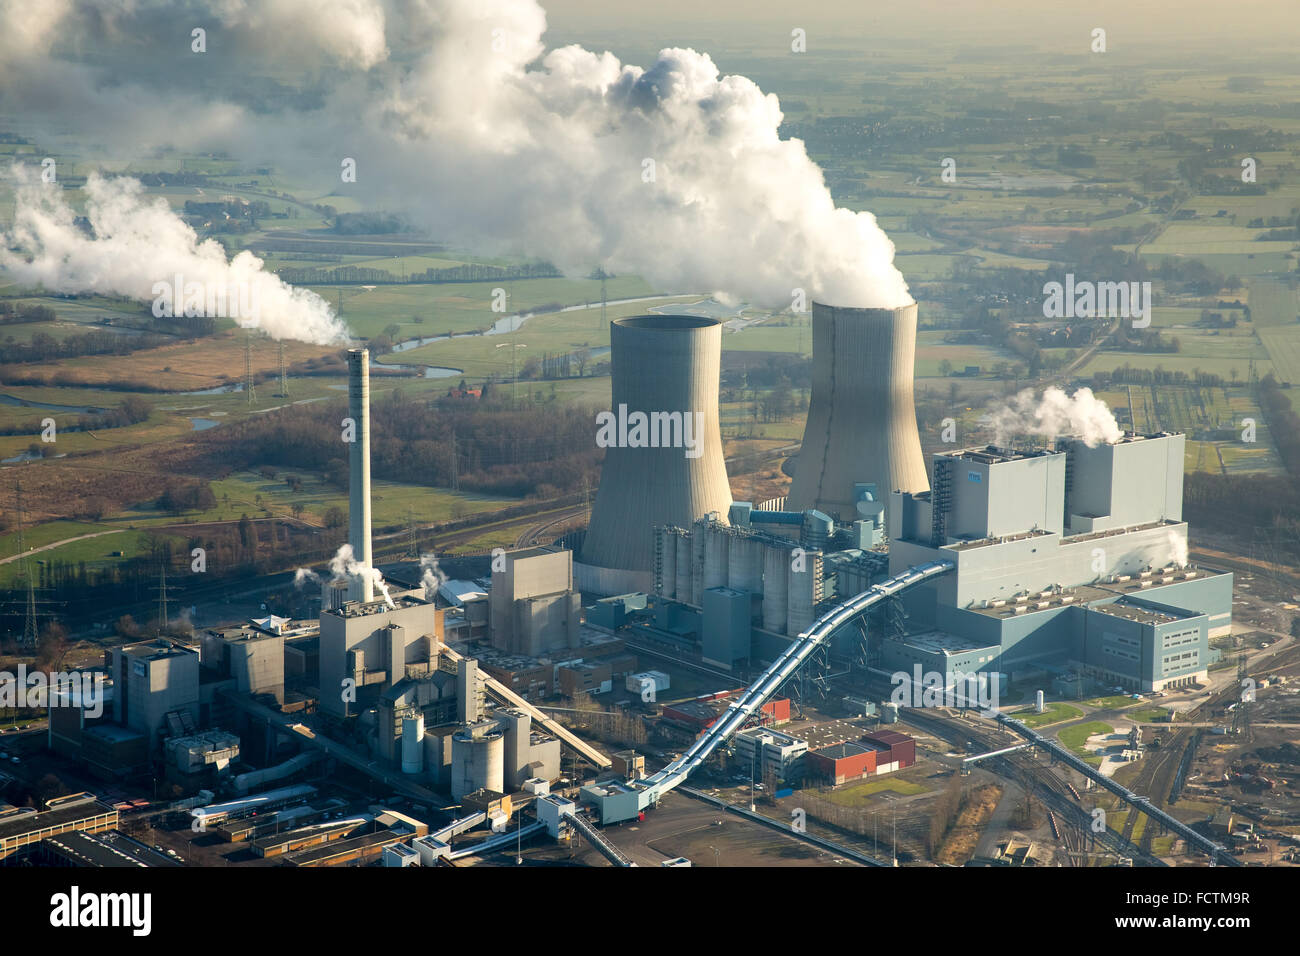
left=902, top=709, right=1163, bottom=866
left=513, top=506, right=589, bottom=548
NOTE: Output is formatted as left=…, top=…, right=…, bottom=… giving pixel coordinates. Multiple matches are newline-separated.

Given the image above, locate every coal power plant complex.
left=4, top=291, right=1242, bottom=872
left=10, top=0, right=1277, bottom=883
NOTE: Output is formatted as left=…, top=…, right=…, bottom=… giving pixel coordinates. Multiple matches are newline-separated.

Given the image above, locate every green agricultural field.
left=914, top=344, right=1010, bottom=377
left=720, top=322, right=806, bottom=355
left=1144, top=252, right=1296, bottom=277
left=0, top=520, right=122, bottom=587
left=1247, top=277, right=1300, bottom=329
left=1080, top=349, right=1271, bottom=383
left=1143, top=223, right=1281, bottom=255
left=391, top=294, right=698, bottom=378
left=1258, top=326, right=1300, bottom=383
left=309, top=274, right=662, bottom=343
left=181, top=470, right=516, bottom=532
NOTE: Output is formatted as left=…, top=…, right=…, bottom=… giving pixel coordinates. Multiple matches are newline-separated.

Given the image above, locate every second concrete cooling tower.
left=787, top=302, right=930, bottom=521
left=581, top=316, right=733, bottom=577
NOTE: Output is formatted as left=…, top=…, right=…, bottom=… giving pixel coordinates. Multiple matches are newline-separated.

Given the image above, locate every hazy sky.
left=541, top=0, right=1300, bottom=48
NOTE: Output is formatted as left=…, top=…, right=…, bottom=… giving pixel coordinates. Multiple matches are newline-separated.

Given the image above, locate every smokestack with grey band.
left=347, top=348, right=374, bottom=603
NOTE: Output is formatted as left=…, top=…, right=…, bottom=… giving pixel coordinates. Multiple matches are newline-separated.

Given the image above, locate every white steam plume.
left=1167, top=530, right=1189, bottom=569
left=987, top=387, right=1123, bottom=448
left=329, top=543, right=394, bottom=608
left=293, top=568, right=323, bottom=588
left=0, top=0, right=912, bottom=310
left=419, top=553, right=448, bottom=602
left=0, top=170, right=350, bottom=345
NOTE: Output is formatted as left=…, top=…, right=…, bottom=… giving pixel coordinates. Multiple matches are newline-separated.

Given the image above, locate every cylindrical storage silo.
left=763, top=545, right=789, bottom=634
left=704, top=526, right=730, bottom=590
left=401, top=714, right=425, bottom=775
left=728, top=535, right=763, bottom=594
left=787, top=550, right=823, bottom=637
left=787, top=303, right=930, bottom=522
left=657, top=527, right=677, bottom=599
left=690, top=523, right=706, bottom=605
left=675, top=531, right=692, bottom=602
left=581, top=316, right=734, bottom=574
left=451, top=726, right=504, bottom=799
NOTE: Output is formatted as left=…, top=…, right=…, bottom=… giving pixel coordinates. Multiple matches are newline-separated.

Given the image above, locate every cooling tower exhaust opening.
left=787, top=301, right=929, bottom=522
left=581, top=315, right=733, bottom=574
left=347, top=347, right=374, bottom=603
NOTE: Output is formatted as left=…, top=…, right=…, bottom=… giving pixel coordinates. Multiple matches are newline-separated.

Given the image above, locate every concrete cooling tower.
left=581, top=316, right=733, bottom=580
left=787, top=302, right=930, bottom=521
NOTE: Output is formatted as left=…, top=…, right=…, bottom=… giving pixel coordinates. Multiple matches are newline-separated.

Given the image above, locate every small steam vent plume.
left=988, top=387, right=1123, bottom=449
left=293, top=568, right=322, bottom=589
left=1167, top=530, right=1189, bottom=569
left=787, top=302, right=930, bottom=520
left=420, top=554, right=448, bottom=602
left=581, top=315, right=732, bottom=576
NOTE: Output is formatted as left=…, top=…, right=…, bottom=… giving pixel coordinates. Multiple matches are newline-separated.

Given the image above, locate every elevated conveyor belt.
left=567, top=812, right=636, bottom=867
left=639, top=560, right=954, bottom=805
left=438, top=644, right=612, bottom=770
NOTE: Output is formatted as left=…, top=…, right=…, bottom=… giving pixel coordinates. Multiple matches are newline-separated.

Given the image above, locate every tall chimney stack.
left=347, top=348, right=374, bottom=603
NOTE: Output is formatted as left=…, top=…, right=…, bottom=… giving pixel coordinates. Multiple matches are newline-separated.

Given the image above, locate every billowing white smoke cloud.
left=0, top=170, right=349, bottom=344
left=213, top=0, right=389, bottom=68
left=328, top=543, right=395, bottom=609
left=419, top=553, right=448, bottom=602
left=358, top=0, right=911, bottom=309
left=988, top=387, right=1123, bottom=448
left=0, top=0, right=912, bottom=311
left=1167, top=530, right=1189, bottom=568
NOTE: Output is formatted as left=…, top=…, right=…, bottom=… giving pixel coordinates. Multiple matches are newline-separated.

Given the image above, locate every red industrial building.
left=806, top=730, right=916, bottom=786
left=661, top=693, right=790, bottom=729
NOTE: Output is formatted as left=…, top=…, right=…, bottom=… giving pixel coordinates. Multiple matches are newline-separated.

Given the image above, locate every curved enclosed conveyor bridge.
left=638, top=560, right=955, bottom=807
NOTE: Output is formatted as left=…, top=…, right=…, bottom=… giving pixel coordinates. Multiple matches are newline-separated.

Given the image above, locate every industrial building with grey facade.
left=636, top=432, right=1230, bottom=696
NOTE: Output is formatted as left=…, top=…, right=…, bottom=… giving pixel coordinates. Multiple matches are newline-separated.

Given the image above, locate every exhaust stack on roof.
left=581, top=315, right=733, bottom=573
left=347, top=348, right=374, bottom=603
left=787, top=302, right=929, bottom=521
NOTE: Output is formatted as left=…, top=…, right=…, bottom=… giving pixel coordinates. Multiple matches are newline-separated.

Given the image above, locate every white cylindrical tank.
left=658, top=527, right=677, bottom=599
left=763, top=545, right=789, bottom=634
left=581, top=315, right=734, bottom=573
left=451, top=726, right=504, bottom=800
left=675, top=532, right=693, bottom=602
left=704, top=526, right=730, bottom=590
left=728, top=535, right=763, bottom=593
left=787, top=303, right=930, bottom=522
left=787, top=550, right=822, bottom=637
left=401, top=714, right=425, bottom=775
